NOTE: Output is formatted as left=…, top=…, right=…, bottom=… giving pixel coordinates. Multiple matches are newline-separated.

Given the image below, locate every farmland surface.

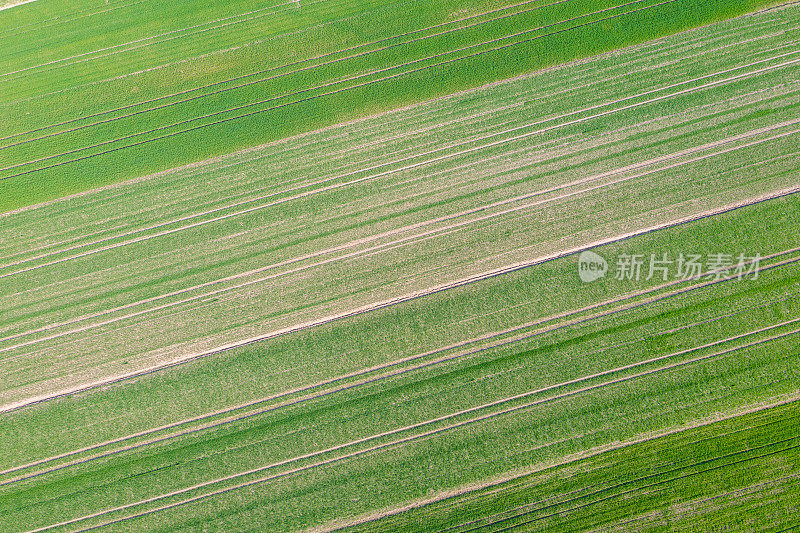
left=345, top=399, right=800, bottom=532
left=0, top=1, right=798, bottom=532
left=0, top=0, right=776, bottom=211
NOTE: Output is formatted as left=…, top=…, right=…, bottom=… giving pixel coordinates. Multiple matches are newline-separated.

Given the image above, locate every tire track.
left=3, top=263, right=797, bottom=489
left=1, top=190, right=796, bottom=412
left=453, top=432, right=800, bottom=532
left=2, top=51, right=794, bottom=280
left=322, top=397, right=800, bottom=533
left=30, top=325, right=800, bottom=533
left=484, top=442, right=800, bottom=532
left=0, top=0, right=152, bottom=39
left=1, top=122, right=795, bottom=356
left=4, top=0, right=783, bottom=108
left=0, top=0, right=327, bottom=78
left=0, top=0, right=685, bottom=178
left=0, top=0, right=565, bottom=144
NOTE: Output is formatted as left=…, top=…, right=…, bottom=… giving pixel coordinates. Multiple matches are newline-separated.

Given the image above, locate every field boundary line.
left=4, top=257, right=797, bottom=486
left=1, top=186, right=797, bottom=414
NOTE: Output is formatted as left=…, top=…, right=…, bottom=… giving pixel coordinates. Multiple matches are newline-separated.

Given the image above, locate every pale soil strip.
left=4, top=58, right=792, bottom=265
left=0, top=0, right=562, bottom=146
left=2, top=248, right=791, bottom=478
left=0, top=9, right=787, bottom=219
left=34, top=328, right=800, bottom=533
left=316, top=396, right=800, bottom=533
left=4, top=261, right=796, bottom=488
left=0, top=0, right=683, bottom=178
left=2, top=52, right=794, bottom=279
left=2, top=184, right=796, bottom=413
left=0, top=0, right=36, bottom=10
left=2, top=122, right=794, bottom=356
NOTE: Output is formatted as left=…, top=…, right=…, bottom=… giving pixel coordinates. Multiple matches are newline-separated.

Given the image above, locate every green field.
left=1, top=1, right=798, bottom=531
left=0, top=0, right=777, bottom=212
left=344, top=399, right=800, bottom=532
left=1, top=4, right=798, bottom=409
left=1, top=185, right=798, bottom=530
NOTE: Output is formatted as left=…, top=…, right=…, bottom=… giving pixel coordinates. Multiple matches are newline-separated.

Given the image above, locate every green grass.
left=341, top=399, right=800, bottom=532
left=0, top=3, right=797, bottom=530
left=3, top=189, right=800, bottom=467
left=0, top=191, right=798, bottom=531
left=1, top=5, right=797, bottom=409
left=0, top=0, right=776, bottom=212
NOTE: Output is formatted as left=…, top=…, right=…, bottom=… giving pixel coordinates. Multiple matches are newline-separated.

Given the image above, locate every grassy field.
left=0, top=5, right=797, bottom=410
left=0, top=189, right=798, bottom=530
left=0, top=0, right=776, bottom=212
left=0, top=2, right=797, bottom=531
left=0, top=0, right=800, bottom=532
left=341, top=399, right=800, bottom=532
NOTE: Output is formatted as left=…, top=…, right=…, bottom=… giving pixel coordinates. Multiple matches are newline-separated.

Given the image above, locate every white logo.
left=578, top=251, right=608, bottom=283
